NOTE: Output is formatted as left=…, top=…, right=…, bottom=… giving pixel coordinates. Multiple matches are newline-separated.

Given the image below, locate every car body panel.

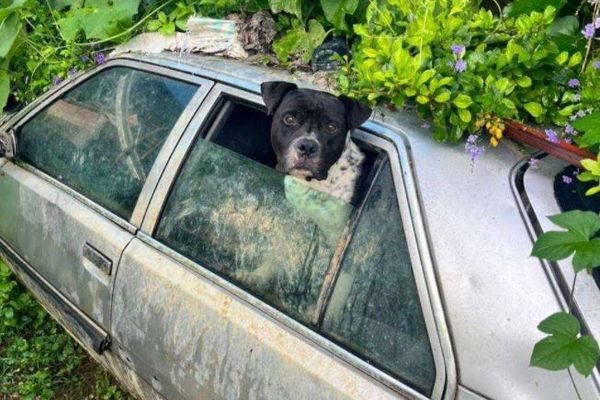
left=0, top=160, right=132, bottom=328
left=112, top=237, right=407, bottom=400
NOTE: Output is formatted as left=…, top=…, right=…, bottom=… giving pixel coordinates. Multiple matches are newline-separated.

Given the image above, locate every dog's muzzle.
left=283, top=137, right=323, bottom=179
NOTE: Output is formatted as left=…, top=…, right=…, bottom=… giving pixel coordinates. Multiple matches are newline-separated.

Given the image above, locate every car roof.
left=108, top=51, right=599, bottom=398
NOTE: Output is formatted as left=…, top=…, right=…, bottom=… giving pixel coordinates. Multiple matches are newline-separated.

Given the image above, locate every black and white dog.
left=261, top=81, right=372, bottom=203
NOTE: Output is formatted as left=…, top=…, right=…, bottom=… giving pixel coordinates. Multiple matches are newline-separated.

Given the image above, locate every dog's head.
left=261, top=81, right=371, bottom=181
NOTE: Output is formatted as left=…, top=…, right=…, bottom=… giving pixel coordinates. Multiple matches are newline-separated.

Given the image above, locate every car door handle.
left=82, top=243, right=112, bottom=275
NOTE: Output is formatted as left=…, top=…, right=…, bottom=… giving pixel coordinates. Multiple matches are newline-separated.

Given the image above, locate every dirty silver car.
left=0, top=54, right=598, bottom=400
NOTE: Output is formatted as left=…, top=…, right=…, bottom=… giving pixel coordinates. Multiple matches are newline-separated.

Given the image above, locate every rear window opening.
left=554, top=165, right=600, bottom=289
left=203, top=96, right=381, bottom=206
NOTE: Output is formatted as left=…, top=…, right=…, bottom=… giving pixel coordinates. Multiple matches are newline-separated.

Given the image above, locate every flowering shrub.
left=337, top=0, right=595, bottom=145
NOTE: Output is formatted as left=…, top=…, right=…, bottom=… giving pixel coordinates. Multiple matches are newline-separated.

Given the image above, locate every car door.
left=0, top=60, right=212, bottom=351
left=111, top=84, right=450, bottom=399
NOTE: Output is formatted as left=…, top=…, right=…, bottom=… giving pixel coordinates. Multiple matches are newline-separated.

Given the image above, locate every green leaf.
left=452, top=94, right=472, bottom=109
left=516, top=76, right=532, bottom=88
left=549, top=210, right=600, bottom=240
left=273, top=19, right=326, bottom=64
left=0, top=0, right=27, bottom=21
left=568, top=52, right=583, bottom=67
left=0, top=12, right=22, bottom=58
left=531, top=313, right=599, bottom=376
left=320, top=0, right=359, bottom=31
left=416, top=95, right=429, bottom=104
left=58, top=0, right=141, bottom=41
left=434, top=90, right=450, bottom=103
left=572, top=239, right=600, bottom=272
left=586, top=186, right=600, bottom=196
left=572, top=112, right=600, bottom=149
left=531, top=231, right=582, bottom=260
left=538, top=312, right=579, bottom=337
left=555, top=51, right=568, bottom=65
left=269, top=0, right=302, bottom=20
left=417, top=69, right=436, bottom=86
left=146, top=19, right=162, bottom=31
left=532, top=211, right=600, bottom=271
left=458, top=108, right=471, bottom=123
left=524, top=102, right=543, bottom=118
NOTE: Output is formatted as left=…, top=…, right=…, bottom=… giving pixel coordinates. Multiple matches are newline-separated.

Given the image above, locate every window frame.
left=138, top=82, right=450, bottom=399
left=9, top=59, right=214, bottom=232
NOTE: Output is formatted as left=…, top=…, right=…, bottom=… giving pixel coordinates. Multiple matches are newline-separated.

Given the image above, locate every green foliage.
left=572, top=111, right=600, bottom=151
left=531, top=210, right=600, bottom=272
left=273, top=18, right=327, bottom=64
left=321, top=0, right=360, bottom=31
left=507, top=0, right=566, bottom=17
left=578, top=156, right=600, bottom=196
left=0, top=262, right=132, bottom=399
left=57, top=0, right=142, bottom=42
left=0, top=0, right=30, bottom=111
left=530, top=210, right=600, bottom=378
left=530, top=312, right=599, bottom=376
left=339, top=0, right=590, bottom=142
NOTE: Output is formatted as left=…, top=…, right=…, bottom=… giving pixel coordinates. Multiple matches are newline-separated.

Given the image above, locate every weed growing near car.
left=0, top=261, right=131, bottom=399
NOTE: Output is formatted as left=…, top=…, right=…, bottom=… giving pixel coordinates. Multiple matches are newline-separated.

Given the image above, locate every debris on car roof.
left=112, top=16, right=247, bottom=58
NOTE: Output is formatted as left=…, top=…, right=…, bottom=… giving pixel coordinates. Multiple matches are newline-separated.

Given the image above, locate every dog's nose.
left=296, top=139, right=319, bottom=158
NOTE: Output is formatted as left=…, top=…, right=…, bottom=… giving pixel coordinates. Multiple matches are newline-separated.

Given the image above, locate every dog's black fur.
left=261, top=81, right=371, bottom=181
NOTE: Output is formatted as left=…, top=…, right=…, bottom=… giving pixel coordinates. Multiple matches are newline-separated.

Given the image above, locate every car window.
left=155, top=136, right=353, bottom=323
left=155, top=99, right=435, bottom=394
left=18, top=67, right=198, bottom=220
left=321, top=160, right=436, bottom=395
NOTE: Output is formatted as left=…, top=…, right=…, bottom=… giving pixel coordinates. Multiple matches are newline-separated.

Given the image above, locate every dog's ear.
left=261, top=81, right=298, bottom=115
left=339, top=96, right=372, bottom=130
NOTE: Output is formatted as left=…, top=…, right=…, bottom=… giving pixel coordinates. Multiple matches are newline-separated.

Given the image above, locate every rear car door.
left=0, top=60, right=212, bottom=351
left=111, top=85, right=450, bottom=399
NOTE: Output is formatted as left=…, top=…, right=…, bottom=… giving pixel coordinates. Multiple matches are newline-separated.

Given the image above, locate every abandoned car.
left=0, top=53, right=598, bottom=400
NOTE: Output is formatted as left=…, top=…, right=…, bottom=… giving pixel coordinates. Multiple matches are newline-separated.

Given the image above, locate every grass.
left=0, top=261, right=133, bottom=400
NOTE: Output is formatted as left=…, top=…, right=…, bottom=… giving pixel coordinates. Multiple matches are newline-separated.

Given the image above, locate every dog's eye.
left=283, top=115, right=297, bottom=126
left=325, top=123, right=337, bottom=133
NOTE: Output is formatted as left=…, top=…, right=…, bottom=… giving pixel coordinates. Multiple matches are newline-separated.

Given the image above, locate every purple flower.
left=564, top=124, right=577, bottom=135
left=583, top=23, right=596, bottom=39
left=93, top=52, right=106, bottom=65
left=562, top=175, right=573, bottom=184
left=568, top=78, right=580, bottom=88
left=465, top=135, right=485, bottom=161
left=454, top=59, right=467, bottom=73
left=594, top=60, right=600, bottom=69
left=528, top=158, right=539, bottom=169
left=52, top=76, right=63, bottom=86
left=68, top=68, right=77, bottom=78
left=451, top=44, right=465, bottom=56
left=80, top=54, right=90, bottom=63
left=545, top=129, right=559, bottom=144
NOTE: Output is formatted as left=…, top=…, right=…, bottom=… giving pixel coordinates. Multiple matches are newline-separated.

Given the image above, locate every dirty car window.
left=18, top=67, right=197, bottom=219
left=322, top=160, right=436, bottom=395
left=155, top=138, right=353, bottom=324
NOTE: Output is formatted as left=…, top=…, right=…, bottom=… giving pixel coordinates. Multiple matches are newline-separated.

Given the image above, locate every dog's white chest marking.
left=307, top=138, right=365, bottom=203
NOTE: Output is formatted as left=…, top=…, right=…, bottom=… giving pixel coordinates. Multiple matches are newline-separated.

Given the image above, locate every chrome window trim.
left=139, top=82, right=455, bottom=399
left=7, top=59, right=214, bottom=231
